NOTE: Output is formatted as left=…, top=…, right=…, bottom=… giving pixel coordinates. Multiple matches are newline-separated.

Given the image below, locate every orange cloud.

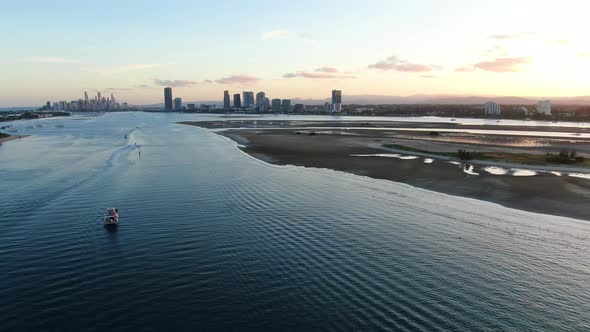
left=474, top=57, right=531, bottom=72
left=283, top=71, right=355, bottom=79
left=369, top=56, right=439, bottom=72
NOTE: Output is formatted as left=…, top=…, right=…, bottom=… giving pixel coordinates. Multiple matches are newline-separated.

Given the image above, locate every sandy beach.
left=181, top=120, right=590, bottom=221
left=0, top=135, right=29, bottom=144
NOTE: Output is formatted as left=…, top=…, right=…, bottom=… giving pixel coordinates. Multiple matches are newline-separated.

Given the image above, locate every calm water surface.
left=1, top=112, right=589, bottom=331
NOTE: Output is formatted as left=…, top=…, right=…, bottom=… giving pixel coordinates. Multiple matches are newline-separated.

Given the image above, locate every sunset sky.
left=1, top=0, right=589, bottom=106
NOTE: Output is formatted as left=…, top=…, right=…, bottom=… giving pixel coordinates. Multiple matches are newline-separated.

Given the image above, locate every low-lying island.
left=181, top=120, right=590, bottom=221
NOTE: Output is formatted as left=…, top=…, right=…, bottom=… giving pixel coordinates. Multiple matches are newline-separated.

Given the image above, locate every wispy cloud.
left=262, top=30, right=316, bottom=44
left=135, top=84, right=152, bottom=89
left=262, top=29, right=291, bottom=40
left=86, top=63, right=161, bottom=75
left=369, top=56, right=439, bottom=72
left=106, top=64, right=160, bottom=74
left=488, top=32, right=535, bottom=40
left=154, top=79, right=199, bottom=87
left=283, top=70, right=355, bottom=79
left=215, top=75, right=260, bottom=86
left=315, top=67, right=339, bottom=73
left=579, top=53, right=590, bottom=59
left=420, top=74, right=438, bottom=79
left=104, top=87, right=134, bottom=92
left=20, top=56, right=79, bottom=64
left=483, top=45, right=508, bottom=57
left=455, top=66, right=476, bottom=72
left=473, top=57, right=531, bottom=72
left=153, top=75, right=260, bottom=87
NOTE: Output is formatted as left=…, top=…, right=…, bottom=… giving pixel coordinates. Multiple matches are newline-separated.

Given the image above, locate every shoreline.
left=0, top=135, right=30, bottom=144
left=180, top=121, right=590, bottom=221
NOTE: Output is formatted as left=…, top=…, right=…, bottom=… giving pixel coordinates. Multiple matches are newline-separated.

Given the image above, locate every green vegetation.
left=383, top=144, right=590, bottom=167
left=0, top=132, right=9, bottom=139
left=1, top=111, right=70, bottom=123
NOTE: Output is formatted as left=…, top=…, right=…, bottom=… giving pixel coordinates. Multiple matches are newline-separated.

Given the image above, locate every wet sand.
left=180, top=121, right=590, bottom=221
left=0, top=135, right=29, bottom=144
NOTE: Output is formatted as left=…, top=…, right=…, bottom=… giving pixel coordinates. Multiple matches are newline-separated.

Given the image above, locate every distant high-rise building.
left=256, top=91, right=266, bottom=110
left=223, top=90, right=231, bottom=109
left=164, top=87, right=173, bottom=111
left=233, top=94, right=242, bottom=108
left=83, top=91, right=89, bottom=111
left=331, top=90, right=342, bottom=112
left=537, top=100, right=552, bottom=115
left=243, top=91, right=255, bottom=107
left=111, top=93, right=116, bottom=104
left=187, top=104, right=196, bottom=110
left=324, top=102, right=331, bottom=112
left=46, top=101, right=51, bottom=110
left=174, top=97, right=182, bottom=111
left=282, top=99, right=291, bottom=113
left=484, top=101, right=501, bottom=116
left=271, top=99, right=282, bottom=112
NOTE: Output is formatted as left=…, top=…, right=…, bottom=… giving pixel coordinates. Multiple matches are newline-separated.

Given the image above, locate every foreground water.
left=1, top=112, right=589, bottom=331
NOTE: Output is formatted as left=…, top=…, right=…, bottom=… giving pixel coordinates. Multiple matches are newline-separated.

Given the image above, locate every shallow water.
left=1, top=112, right=589, bottom=331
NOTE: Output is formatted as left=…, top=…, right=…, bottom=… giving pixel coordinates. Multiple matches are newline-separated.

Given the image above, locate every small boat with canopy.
left=104, top=208, right=119, bottom=225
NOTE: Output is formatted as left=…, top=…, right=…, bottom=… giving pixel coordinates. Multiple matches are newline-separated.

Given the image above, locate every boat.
left=104, top=208, right=119, bottom=225
left=55, top=124, right=64, bottom=128
left=35, top=124, right=43, bottom=128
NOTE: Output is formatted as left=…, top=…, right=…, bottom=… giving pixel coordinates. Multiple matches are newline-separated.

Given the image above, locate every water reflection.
left=104, top=223, right=118, bottom=235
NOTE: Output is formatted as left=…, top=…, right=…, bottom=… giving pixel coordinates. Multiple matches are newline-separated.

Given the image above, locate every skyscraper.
left=484, top=101, right=501, bottom=116
left=243, top=91, right=255, bottom=107
left=164, top=87, right=173, bottom=111
left=282, top=99, right=291, bottom=113
left=174, top=97, right=182, bottom=111
left=255, top=91, right=266, bottom=110
left=537, top=100, right=552, bottom=115
left=331, top=90, right=342, bottom=112
left=223, top=90, right=231, bottom=109
left=83, top=91, right=89, bottom=111
left=271, top=99, right=281, bottom=112
left=233, top=94, right=242, bottom=108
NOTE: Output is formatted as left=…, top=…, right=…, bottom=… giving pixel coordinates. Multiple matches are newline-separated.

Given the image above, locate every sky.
left=1, top=0, right=589, bottom=106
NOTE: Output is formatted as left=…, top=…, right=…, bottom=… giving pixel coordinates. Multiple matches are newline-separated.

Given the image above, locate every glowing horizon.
left=1, top=0, right=589, bottom=107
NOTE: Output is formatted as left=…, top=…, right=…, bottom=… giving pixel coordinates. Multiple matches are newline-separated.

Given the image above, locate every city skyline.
left=1, top=0, right=590, bottom=107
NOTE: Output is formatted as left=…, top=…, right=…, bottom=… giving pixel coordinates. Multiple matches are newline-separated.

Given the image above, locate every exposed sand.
left=180, top=121, right=590, bottom=221
left=0, top=135, right=29, bottom=144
